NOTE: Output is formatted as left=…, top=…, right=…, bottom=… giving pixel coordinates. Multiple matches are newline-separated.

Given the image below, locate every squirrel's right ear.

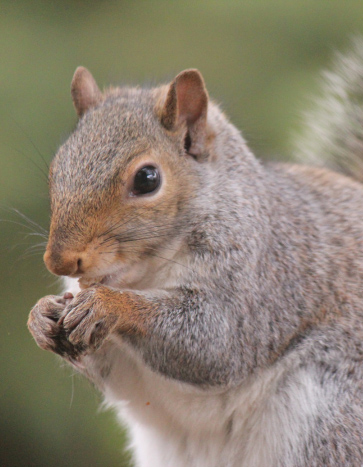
left=71, top=67, right=101, bottom=117
left=161, top=69, right=209, bottom=158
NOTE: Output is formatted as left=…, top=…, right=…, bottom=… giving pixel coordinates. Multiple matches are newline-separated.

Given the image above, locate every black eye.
left=132, top=166, right=161, bottom=195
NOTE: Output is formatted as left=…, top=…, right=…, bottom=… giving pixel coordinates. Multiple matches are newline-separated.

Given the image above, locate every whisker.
left=100, top=217, right=190, bottom=245
left=97, top=197, right=182, bottom=240
left=3, top=207, right=48, bottom=235
left=25, top=231, right=48, bottom=238
left=0, top=219, right=48, bottom=240
left=143, top=250, right=196, bottom=274
left=24, top=242, right=48, bottom=252
left=13, top=147, right=49, bottom=183
left=99, top=223, right=178, bottom=246
left=118, top=232, right=181, bottom=244
left=11, top=116, right=50, bottom=173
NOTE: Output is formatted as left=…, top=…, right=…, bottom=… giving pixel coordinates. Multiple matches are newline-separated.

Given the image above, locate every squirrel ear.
left=161, top=69, right=209, bottom=157
left=71, top=66, right=101, bottom=117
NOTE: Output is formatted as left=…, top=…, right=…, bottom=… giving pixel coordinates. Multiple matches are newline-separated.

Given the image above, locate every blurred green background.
left=2, top=1, right=363, bottom=465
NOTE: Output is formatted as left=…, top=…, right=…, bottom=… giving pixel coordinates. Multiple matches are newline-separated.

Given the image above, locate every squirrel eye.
left=132, top=166, right=160, bottom=195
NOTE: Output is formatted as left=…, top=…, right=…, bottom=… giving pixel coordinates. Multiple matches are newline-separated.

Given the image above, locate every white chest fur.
left=82, top=342, right=322, bottom=467
left=64, top=278, right=322, bottom=467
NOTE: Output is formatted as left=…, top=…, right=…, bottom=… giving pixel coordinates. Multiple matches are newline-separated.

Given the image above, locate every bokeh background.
left=2, top=1, right=363, bottom=465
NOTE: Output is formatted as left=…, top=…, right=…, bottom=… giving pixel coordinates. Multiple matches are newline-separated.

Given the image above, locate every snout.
left=44, top=247, right=85, bottom=276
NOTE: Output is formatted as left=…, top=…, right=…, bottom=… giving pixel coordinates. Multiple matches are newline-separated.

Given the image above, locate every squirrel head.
left=44, top=67, right=218, bottom=288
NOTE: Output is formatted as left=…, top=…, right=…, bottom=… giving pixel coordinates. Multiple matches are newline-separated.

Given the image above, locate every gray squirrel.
left=28, top=39, right=363, bottom=466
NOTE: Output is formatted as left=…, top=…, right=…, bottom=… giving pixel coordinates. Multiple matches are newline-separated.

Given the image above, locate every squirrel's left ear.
left=71, top=66, right=101, bottom=117
left=161, top=69, right=209, bottom=157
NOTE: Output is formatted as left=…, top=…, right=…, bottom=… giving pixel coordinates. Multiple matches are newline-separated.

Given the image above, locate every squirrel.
left=28, top=39, right=363, bottom=467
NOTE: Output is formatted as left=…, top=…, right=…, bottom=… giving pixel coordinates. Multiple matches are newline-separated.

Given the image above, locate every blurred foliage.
left=2, top=1, right=363, bottom=465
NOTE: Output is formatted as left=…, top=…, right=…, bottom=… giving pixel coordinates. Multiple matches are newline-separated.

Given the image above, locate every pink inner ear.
left=176, top=74, right=208, bottom=125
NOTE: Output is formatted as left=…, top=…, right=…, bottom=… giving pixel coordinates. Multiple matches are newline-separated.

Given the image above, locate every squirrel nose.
left=43, top=249, right=84, bottom=276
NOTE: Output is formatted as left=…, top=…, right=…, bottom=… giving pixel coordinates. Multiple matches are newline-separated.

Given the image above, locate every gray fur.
left=28, top=43, right=363, bottom=465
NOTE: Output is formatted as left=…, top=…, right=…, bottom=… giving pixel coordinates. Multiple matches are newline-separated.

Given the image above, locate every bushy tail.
left=295, top=37, right=363, bottom=183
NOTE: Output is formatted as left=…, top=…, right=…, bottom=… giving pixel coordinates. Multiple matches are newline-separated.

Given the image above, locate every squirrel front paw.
left=28, top=294, right=75, bottom=357
left=29, top=286, right=146, bottom=359
left=58, top=286, right=119, bottom=356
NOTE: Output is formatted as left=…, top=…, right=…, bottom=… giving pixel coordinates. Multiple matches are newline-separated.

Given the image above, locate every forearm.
left=119, top=286, right=238, bottom=386
left=57, top=283, right=240, bottom=387
left=29, top=282, right=245, bottom=387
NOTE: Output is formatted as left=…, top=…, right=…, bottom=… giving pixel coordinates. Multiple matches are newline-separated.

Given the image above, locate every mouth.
left=78, top=267, right=128, bottom=290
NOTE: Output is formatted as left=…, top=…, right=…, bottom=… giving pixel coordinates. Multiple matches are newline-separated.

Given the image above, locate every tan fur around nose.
left=43, top=248, right=81, bottom=276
